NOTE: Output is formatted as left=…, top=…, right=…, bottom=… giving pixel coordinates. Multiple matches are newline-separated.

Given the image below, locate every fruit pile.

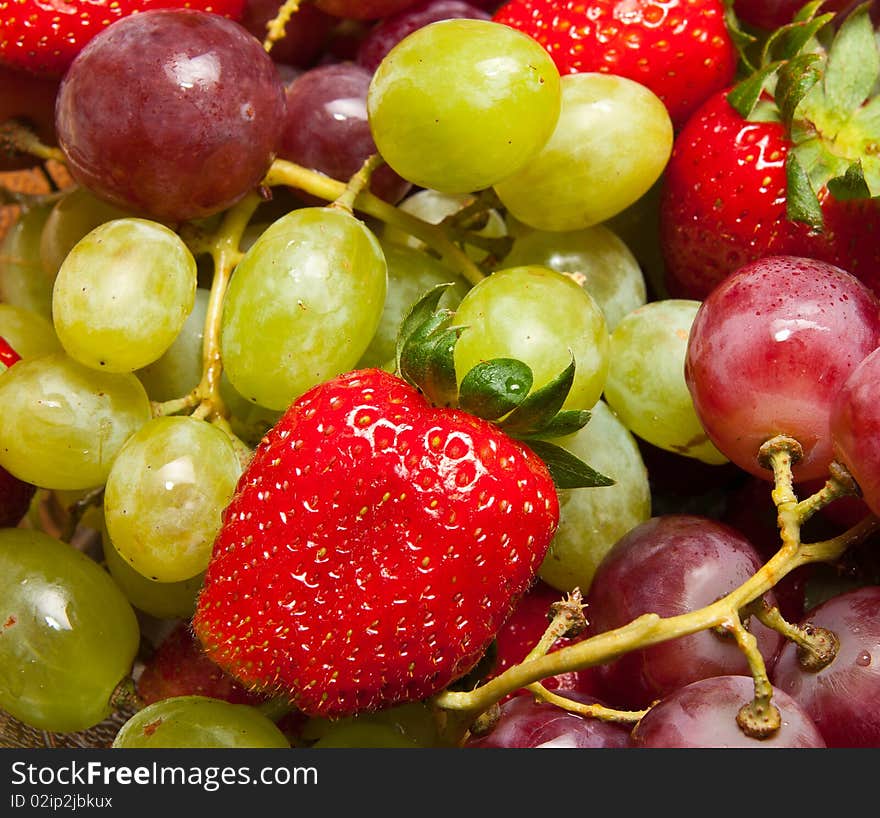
left=2, top=0, right=880, bottom=750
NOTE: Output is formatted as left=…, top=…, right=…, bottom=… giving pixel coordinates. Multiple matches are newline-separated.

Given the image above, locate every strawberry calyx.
left=726, top=0, right=880, bottom=230
left=395, top=284, right=614, bottom=491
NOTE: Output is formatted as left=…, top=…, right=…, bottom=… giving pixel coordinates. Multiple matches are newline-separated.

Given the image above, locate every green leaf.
left=827, top=160, right=872, bottom=200
left=395, top=283, right=455, bottom=375
left=822, top=2, right=880, bottom=124
left=785, top=151, right=825, bottom=229
left=458, top=358, right=533, bottom=420
left=526, top=409, right=592, bottom=440
left=727, top=62, right=784, bottom=119
left=498, top=357, right=576, bottom=437
left=401, top=324, right=462, bottom=408
left=524, top=440, right=615, bottom=491
left=776, top=52, right=823, bottom=127
left=772, top=9, right=835, bottom=61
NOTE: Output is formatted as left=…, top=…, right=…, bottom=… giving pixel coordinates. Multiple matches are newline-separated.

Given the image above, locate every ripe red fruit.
left=193, top=367, right=560, bottom=718
left=0, top=0, right=246, bottom=78
left=659, top=89, right=880, bottom=300
left=492, top=0, right=737, bottom=129
left=137, top=621, right=265, bottom=707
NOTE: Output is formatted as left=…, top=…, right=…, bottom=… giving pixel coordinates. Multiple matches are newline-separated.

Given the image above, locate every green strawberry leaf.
left=727, top=62, right=784, bottom=118
left=770, top=5, right=834, bottom=62
left=776, top=52, right=823, bottom=127
left=523, top=439, right=614, bottom=490
left=395, top=282, right=454, bottom=376
left=526, top=409, right=593, bottom=440
left=498, top=357, right=577, bottom=437
left=458, top=358, right=533, bottom=420
left=827, top=160, right=872, bottom=200
left=786, top=150, right=825, bottom=229
left=821, top=3, right=879, bottom=127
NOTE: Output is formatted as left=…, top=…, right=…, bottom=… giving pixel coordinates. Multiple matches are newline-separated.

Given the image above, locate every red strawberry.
left=660, top=6, right=880, bottom=300
left=193, top=367, right=561, bottom=718
left=491, top=0, right=737, bottom=129
left=0, top=0, right=246, bottom=78
left=0, top=336, right=35, bottom=528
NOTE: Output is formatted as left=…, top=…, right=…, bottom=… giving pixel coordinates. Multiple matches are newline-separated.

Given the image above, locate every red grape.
left=54, top=9, right=287, bottom=224
left=314, top=0, right=422, bottom=19
left=240, top=0, right=337, bottom=68
left=0, top=466, right=36, bottom=528
left=585, top=514, right=783, bottom=710
left=467, top=691, right=633, bottom=748
left=278, top=62, right=411, bottom=203
left=355, top=0, right=490, bottom=72
left=685, top=256, right=880, bottom=483
left=772, top=586, right=880, bottom=748
left=631, top=675, right=826, bottom=748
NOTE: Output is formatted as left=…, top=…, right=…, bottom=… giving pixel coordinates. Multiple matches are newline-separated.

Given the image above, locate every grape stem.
left=433, top=435, right=879, bottom=743
left=263, top=0, right=300, bottom=52
left=263, top=158, right=486, bottom=286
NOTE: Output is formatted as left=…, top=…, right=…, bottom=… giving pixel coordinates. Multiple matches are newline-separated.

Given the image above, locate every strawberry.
left=660, top=4, right=880, bottom=300
left=193, top=287, right=610, bottom=719
left=491, top=0, right=738, bottom=129
left=0, top=0, right=246, bottom=78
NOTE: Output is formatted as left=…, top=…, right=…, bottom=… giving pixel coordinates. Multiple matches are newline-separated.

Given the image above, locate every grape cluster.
left=2, top=0, right=880, bottom=751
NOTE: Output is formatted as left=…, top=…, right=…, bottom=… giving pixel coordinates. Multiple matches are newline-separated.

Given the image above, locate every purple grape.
left=278, top=62, right=410, bottom=203
left=772, top=586, right=880, bottom=747
left=467, top=692, right=633, bottom=748
left=55, top=9, right=287, bottom=224
left=631, top=675, right=826, bottom=748
left=0, top=466, right=35, bottom=529
left=585, top=515, right=783, bottom=710
left=240, top=0, right=336, bottom=68
left=356, top=0, right=491, bottom=73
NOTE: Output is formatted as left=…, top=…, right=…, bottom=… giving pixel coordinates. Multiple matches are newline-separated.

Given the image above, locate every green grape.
left=312, top=722, right=421, bottom=748
left=52, top=218, right=198, bottom=373
left=453, top=265, right=609, bottom=411
left=39, top=186, right=137, bottom=278
left=0, top=302, right=60, bottom=373
left=0, top=528, right=140, bottom=733
left=302, top=701, right=438, bottom=747
left=112, top=696, right=290, bottom=748
left=137, top=287, right=210, bottom=402
left=0, top=352, right=151, bottom=490
left=493, top=73, right=673, bottom=231
left=357, top=240, right=470, bottom=369
left=0, top=203, right=56, bottom=318
left=603, top=299, right=728, bottom=465
left=221, top=206, right=387, bottom=411
left=501, top=224, right=647, bottom=331
left=380, top=189, right=508, bottom=262
left=367, top=19, right=561, bottom=194
left=102, top=526, right=204, bottom=620
left=103, top=415, right=243, bottom=582
left=538, top=399, right=651, bottom=594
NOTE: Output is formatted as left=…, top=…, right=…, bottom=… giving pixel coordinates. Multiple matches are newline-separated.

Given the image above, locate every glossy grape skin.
left=685, top=256, right=880, bottom=483
left=301, top=701, right=439, bottom=747
left=39, top=188, right=136, bottom=280
left=772, top=586, right=880, bottom=748
left=52, top=219, right=198, bottom=373
left=0, top=529, right=140, bottom=733
left=112, top=696, right=291, bottom=748
left=0, top=303, right=60, bottom=374
left=452, top=265, right=609, bottom=411
left=312, top=721, right=424, bottom=747
left=493, top=73, right=673, bottom=232
left=0, top=203, right=55, bottom=318
left=356, top=0, right=490, bottom=72
left=220, top=207, right=387, bottom=411
left=604, top=300, right=727, bottom=465
left=104, top=416, right=243, bottom=582
left=631, top=675, right=826, bottom=748
left=241, top=0, right=336, bottom=67
left=367, top=19, right=561, bottom=194
left=585, top=515, right=783, bottom=710
left=501, top=224, right=646, bottom=331
left=357, top=240, right=470, bottom=369
left=0, top=352, right=152, bottom=490
left=279, top=62, right=410, bottom=204
left=55, top=9, right=287, bottom=224
left=830, top=347, right=880, bottom=517
left=102, top=527, right=204, bottom=621
left=539, top=400, right=651, bottom=595
left=467, top=692, right=633, bottom=748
